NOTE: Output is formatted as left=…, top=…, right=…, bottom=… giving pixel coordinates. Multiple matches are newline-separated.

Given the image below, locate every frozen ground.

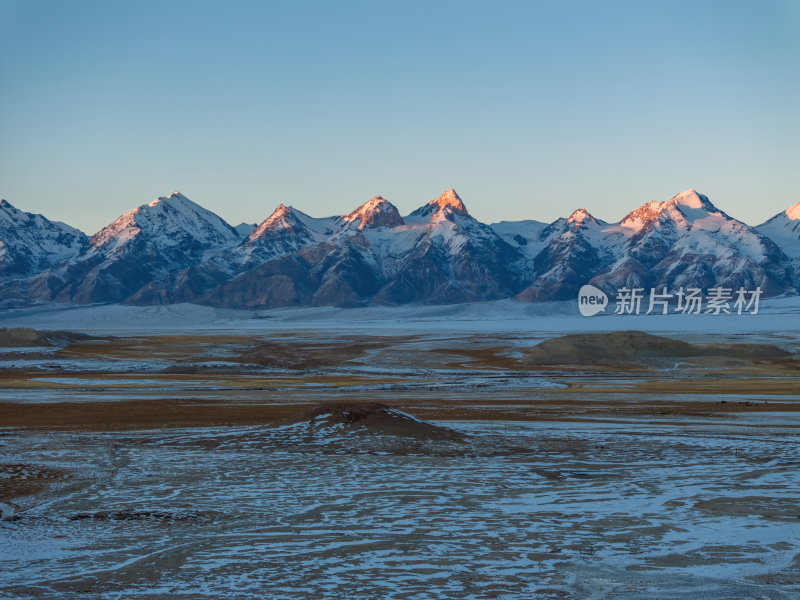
left=1, top=296, right=799, bottom=335
left=1, top=417, right=798, bottom=600
left=1, top=315, right=798, bottom=599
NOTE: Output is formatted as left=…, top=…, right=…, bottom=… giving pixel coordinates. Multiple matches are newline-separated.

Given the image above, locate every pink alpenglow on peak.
left=668, top=188, right=706, bottom=209
left=410, top=188, right=469, bottom=219
left=88, top=191, right=239, bottom=252
left=264, top=203, right=293, bottom=226
left=343, top=196, right=404, bottom=229
left=566, top=208, right=598, bottom=224
left=757, top=200, right=800, bottom=259
left=249, top=204, right=302, bottom=240
left=567, top=208, right=590, bottom=221
left=433, top=188, right=468, bottom=215
left=148, top=191, right=186, bottom=207
left=618, top=188, right=723, bottom=232
left=565, top=208, right=603, bottom=232
left=785, top=201, right=800, bottom=221
left=244, top=203, right=339, bottom=250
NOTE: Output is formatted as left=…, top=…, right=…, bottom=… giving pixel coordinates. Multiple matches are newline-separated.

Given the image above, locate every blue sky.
left=1, top=0, right=798, bottom=233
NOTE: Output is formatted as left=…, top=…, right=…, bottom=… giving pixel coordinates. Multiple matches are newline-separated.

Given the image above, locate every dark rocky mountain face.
left=372, top=227, right=522, bottom=305
left=204, top=237, right=385, bottom=310
left=514, top=210, right=612, bottom=301
left=201, top=254, right=318, bottom=309
left=123, top=262, right=233, bottom=306
left=517, top=236, right=606, bottom=302
left=1, top=189, right=797, bottom=309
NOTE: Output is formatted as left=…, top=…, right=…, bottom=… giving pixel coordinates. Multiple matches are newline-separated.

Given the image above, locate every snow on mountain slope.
left=234, top=204, right=339, bottom=268
left=1, top=188, right=797, bottom=310
left=201, top=197, right=389, bottom=309
left=0, top=199, right=87, bottom=278
left=247, top=204, right=338, bottom=242
left=160, top=196, right=399, bottom=308
left=758, top=201, right=800, bottom=259
left=170, top=188, right=798, bottom=309
left=406, top=188, right=468, bottom=221
left=21, top=192, right=242, bottom=304
left=349, top=191, right=468, bottom=264
left=89, top=192, right=240, bottom=255
left=370, top=190, right=524, bottom=304
left=513, top=190, right=795, bottom=301
left=602, top=189, right=766, bottom=261
left=490, top=219, right=550, bottom=259
left=590, top=189, right=793, bottom=295
left=515, top=209, right=614, bottom=301
left=340, top=196, right=404, bottom=230
left=396, top=189, right=502, bottom=256
left=331, top=197, right=419, bottom=274
left=202, top=189, right=525, bottom=308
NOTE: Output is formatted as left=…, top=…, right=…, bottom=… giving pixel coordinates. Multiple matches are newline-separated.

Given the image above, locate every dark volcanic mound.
left=524, top=330, right=791, bottom=366
left=293, top=402, right=463, bottom=441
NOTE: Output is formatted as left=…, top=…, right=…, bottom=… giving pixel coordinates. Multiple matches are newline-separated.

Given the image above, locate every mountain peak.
left=785, top=200, right=800, bottom=221
left=148, top=191, right=191, bottom=208
left=409, top=189, right=469, bottom=219
left=668, top=189, right=727, bottom=220
left=89, top=192, right=238, bottom=251
left=620, top=189, right=720, bottom=229
left=757, top=200, right=800, bottom=260
left=433, top=188, right=468, bottom=215
left=566, top=208, right=592, bottom=223
left=0, top=198, right=87, bottom=278
left=263, top=203, right=295, bottom=226
left=248, top=204, right=306, bottom=241
left=666, top=188, right=715, bottom=211
left=343, top=195, right=403, bottom=229
left=562, top=208, right=604, bottom=232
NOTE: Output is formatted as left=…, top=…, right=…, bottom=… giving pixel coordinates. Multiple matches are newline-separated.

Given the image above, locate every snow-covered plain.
left=2, top=295, right=799, bottom=336
left=1, top=418, right=798, bottom=599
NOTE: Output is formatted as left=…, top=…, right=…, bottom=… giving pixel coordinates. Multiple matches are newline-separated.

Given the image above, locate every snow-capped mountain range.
left=0, top=189, right=797, bottom=309
left=0, top=199, right=87, bottom=278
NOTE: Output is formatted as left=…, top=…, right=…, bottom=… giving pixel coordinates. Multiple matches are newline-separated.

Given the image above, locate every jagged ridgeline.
left=0, top=190, right=798, bottom=308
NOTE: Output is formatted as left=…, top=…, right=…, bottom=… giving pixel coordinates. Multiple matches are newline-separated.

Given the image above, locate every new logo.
left=577, top=284, right=608, bottom=316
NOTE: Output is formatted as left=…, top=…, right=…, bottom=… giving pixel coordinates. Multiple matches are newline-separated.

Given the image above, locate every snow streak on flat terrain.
left=1, top=419, right=798, bottom=599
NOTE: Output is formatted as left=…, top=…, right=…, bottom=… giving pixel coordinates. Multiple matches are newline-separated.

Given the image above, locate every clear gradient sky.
left=1, top=0, right=798, bottom=234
